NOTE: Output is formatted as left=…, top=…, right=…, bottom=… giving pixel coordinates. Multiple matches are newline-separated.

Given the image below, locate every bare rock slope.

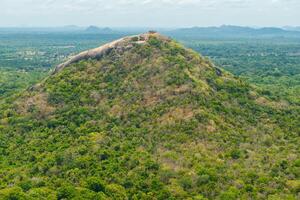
left=53, top=32, right=170, bottom=74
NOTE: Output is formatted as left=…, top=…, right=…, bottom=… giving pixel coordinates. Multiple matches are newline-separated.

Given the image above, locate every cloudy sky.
left=1, top=0, right=299, bottom=27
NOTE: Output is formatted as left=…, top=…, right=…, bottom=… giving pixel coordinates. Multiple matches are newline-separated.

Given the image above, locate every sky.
left=1, top=0, right=300, bottom=27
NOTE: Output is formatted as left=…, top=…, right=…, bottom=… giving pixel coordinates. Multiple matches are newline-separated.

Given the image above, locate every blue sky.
left=1, top=0, right=299, bottom=27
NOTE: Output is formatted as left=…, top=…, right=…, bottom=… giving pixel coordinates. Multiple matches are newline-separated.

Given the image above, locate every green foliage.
left=148, top=36, right=162, bottom=48
left=57, top=185, right=77, bottom=200
left=230, top=149, right=241, bottom=159
left=105, top=184, right=127, bottom=200
left=0, top=187, right=27, bottom=200
left=86, top=177, right=105, bottom=193
left=218, top=187, right=240, bottom=200
left=0, top=34, right=299, bottom=199
left=183, top=38, right=300, bottom=105
left=27, top=188, right=57, bottom=200
left=0, top=69, right=46, bottom=100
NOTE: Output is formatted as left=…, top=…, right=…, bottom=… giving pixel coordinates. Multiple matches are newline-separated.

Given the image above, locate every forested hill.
left=0, top=32, right=299, bottom=199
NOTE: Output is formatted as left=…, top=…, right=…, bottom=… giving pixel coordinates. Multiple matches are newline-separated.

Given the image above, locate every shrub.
left=105, top=184, right=128, bottom=200
left=86, top=177, right=106, bottom=193
left=57, top=185, right=76, bottom=200
left=27, top=187, right=57, bottom=200
left=230, top=149, right=241, bottom=159
left=148, top=37, right=162, bottom=48
left=0, top=187, right=27, bottom=200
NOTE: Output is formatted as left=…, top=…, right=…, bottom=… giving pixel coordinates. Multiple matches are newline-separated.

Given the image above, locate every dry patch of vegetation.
left=16, top=92, right=55, bottom=117
left=159, top=107, right=194, bottom=125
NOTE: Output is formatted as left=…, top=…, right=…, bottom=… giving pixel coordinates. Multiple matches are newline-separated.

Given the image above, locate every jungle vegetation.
left=0, top=32, right=299, bottom=199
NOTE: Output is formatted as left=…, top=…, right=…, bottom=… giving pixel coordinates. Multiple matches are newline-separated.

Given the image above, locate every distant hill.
left=0, top=32, right=298, bottom=199
left=167, top=25, right=300, bottom=39
left=85, top=26, right=113, bottom=33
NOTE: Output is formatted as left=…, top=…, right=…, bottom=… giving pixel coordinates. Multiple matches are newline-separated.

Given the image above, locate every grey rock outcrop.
left=53, top=32, right=169, bottom=74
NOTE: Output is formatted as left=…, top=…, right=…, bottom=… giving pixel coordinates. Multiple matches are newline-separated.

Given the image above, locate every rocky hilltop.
left=0, top=33, right=298, bottom=199
left=54, top=32, right=170, bottom=74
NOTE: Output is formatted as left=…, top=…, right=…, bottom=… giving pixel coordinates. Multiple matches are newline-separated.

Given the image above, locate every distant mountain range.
left=1, top=25, right=300, bottom=38
left=166, top=25, right=300, bottom=38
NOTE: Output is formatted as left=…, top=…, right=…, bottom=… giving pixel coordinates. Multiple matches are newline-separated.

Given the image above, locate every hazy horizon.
left=0, top=25, right=299, bottom=29
left=1, top=0, right=300, bottom=27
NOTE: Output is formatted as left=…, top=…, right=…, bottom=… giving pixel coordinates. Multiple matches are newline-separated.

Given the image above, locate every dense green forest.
left=1, top=31, right=299, bottom=105
left=0, top=33, right=124, bottom=100
left=0, top=69, right=47, bottom=101
left=0, top=32, right=299, bottom=199
left=181, top=38, right=300, bottom=105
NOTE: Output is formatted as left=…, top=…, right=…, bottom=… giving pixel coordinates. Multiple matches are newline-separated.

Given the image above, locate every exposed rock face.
left=53, top=32, right=169, bottom=74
